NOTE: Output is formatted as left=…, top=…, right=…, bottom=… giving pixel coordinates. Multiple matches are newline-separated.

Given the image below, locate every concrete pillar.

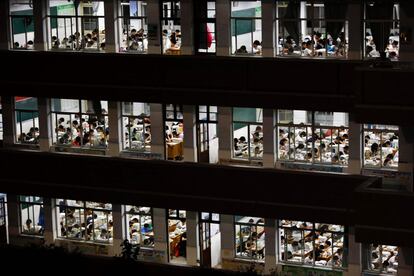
left=0, top=1, right=11, bottom=50
left=398, top=126, right=414, bottom=192
left=150, top=103, right=165, bottom=160
left=347, top=3, right=362, bottom=60
left=153, top=208, right=168, bottom=263
left=104, top=0, right=118, bottom=53
left=344, top=227, right=362, bottom=276
left=109, top=203, right=123, bottom=256
left=6, top=195, right=20, bottom=245
left=183, top=105, right=197, bottom=162
left=33, top=0, right=48, bottom=51
left=218, top=107, right=232, bottom=163
left=397, top=247, right=413, bottom=276
left=261, top=0, right=275, bottom=57
left=186, top=211, right=198, bottom=266
left=262, top=109, right=275, bottom=168
left=216, top=0, right=231, bottom=56
left=300, top=1, right=307, bottom=41
left=346, top=120, right=362, bottom=174
left=220, top=214, right=235, bottom=268
left=180, top=0, right=194, bottom=55
left=42, top=197, right=54, bottom=245
left=1, top=96, right=16, bottom=147
left=147, top=0, right=162, bottom=54
left=107, top=101, right=122, bottom=156
left=264, top=219, right=277, bottom=275
left=400, top=4, right=414, bottom=62
left=38, top=97, right=52, bottom=152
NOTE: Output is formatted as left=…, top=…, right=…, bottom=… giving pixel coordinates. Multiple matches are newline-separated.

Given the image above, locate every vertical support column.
left=220, top=214, right=235, bottom=269
left=264, top=219, right=277, bottom=274
left=38, top=97, right=52, bottom=152
left=180, top=0, right=194, bottom=55
left=300, top=1, right=307, bottom=40
left=147, top=0, right=162, bottom=54
left=2, top=96, right=16, bottom=148
left=216, top=0, right=231, bottom=56
left=399, top=4, right=414, bottom=61
left=186, top=211, right=198, bottom=266
left=109, top=204, right=123, bottom=256
left=42, top=197, right=54, bottom=245
left=397, top=247, right=413, bottom=276
left=150, top=103, right=165, bottom=160
left=261, top=0, right=275, bottom=57
left=153, top=208, right=168, bottom=263
left=33, top=0, right=48, bottom=51
left=344, top=227, right=362, bottom=276
left=262, top=109, right=275, bottom=168
left=183, top=105, right=197, bottom=162
left=108, top=101, right=122, bottom=156
left=399, top=126, right=414, bottom=192
left=218, top=107, right=232, bottom=163
left=347, top=2, right=362, bottom=60
left=104, top=0, right=118, bottom=53
left=0, top=0, right=10, bottom=50
left=6, top=194, right=20, bottom=245
left=346, top=120, right=362, bottom=174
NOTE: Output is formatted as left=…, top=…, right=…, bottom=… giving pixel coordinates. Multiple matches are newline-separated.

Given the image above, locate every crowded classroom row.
left=4, top=97, right=400, bottom=170
left=13, top=194, right=401, bottom=274
left=7, top=0, right=402, bottom=60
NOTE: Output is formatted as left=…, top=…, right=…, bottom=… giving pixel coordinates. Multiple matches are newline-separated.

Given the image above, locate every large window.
left=168, top=209, right=187, bottom=262
left=165, top=104, right=184, bottom=160
left=363, top=124, right=398, bottom=169
left=235, top=216, right=265, bottom=260
left=367, top=244, right=399, bottom=275
left=119, top=0, right=148, bottom=53
left=277, top=110, right=349, bottom=165
left=9, top=0, right=34, bottom=50
left=125, top=206, right=153, bottom=248
left=51, top=98, right=108, bottom=148
left=279, top=220, right=345, bottom=269
left=275, top=1, right=348, bottom=58
left=233, top=107, right=263, bottom=161
left=56, top=199, right=113, bottom=243
left=364, top=2, right=399, bottom=60
left=19, top=196, right=44, bottom=236
left=195, top=0, right=216, bottom=54
left=231, top=1, right=262, bottom=55
left=162, top=0, right=181, bottom=55
left=122, top=102, right=151, bottom=151
left=48, top=0, right=105, bottom=51
left=15, top=97, right=39, bottom=145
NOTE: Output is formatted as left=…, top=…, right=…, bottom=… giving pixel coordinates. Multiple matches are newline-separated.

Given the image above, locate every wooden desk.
left=167, top=141, right=183, bottom=160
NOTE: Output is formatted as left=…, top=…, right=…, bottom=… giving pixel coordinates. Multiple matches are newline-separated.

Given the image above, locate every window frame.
left=234, top=216, right=265, bottom=261
left=125, top=205, right=154, bottom=248
left=276, top=110, right=349, bottom=166
left=164, top=104, right=184, bottom=160
left=14, top=97, right=39, bottom=145
left=50, top=99, right=108, bottom=149
left=363, top=124, right=399, bottom=169
left=121, top=102, right=151, bottom=152
left=56, top=199, right=113, bottom=244
left=231, top=0, right=262, bottom=56
left=278, top=220, right=346, bottom=270
left=232, top=107, right=263, bottom=162
left=47, top=0, right=106, bottom=51
left=118, top=0, right=148, bottom=53
left=18, top=195, right=44, bottom=237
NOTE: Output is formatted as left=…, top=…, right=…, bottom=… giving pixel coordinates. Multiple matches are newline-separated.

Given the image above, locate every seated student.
left=235, top=45, right=248, bottom=54
left=252, top=40, right=262, bottom=55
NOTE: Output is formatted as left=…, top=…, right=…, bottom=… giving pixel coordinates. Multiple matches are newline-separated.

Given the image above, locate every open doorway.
left=197, top=106, right=218, bottom=164
left=199, top=212, right=221, bottom=268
